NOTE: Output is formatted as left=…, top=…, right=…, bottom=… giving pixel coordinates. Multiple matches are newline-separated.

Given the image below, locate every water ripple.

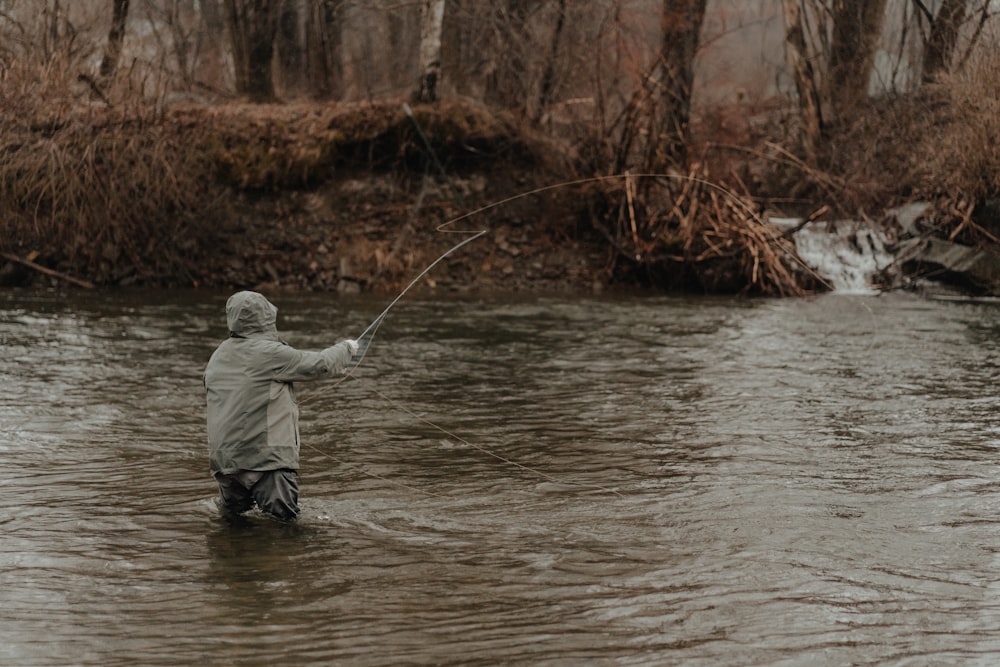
left=3, top=290, right=1000, bottom=665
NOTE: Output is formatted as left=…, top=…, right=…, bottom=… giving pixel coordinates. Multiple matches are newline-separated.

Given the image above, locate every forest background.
left=2, top=0, right=1000, bottom=296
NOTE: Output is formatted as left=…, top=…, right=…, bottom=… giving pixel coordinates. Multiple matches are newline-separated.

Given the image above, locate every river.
left=2, top=288, right=1000, bottom=666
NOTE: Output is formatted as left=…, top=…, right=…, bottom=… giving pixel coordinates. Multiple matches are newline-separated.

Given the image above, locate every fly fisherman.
left=204, top=291, right=358, bottom=521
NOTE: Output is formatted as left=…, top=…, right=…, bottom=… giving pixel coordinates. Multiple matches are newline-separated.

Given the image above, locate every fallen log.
left=0, top=252, right=95, bottom=289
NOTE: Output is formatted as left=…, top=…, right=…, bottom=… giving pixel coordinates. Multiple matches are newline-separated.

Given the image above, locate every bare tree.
left=303, top=0, right=343, bottom=99
left=98, top=0, right=129, bottom=79
left=276, top=0, right=304, bottom=95
left=414, top=0, right=445, bottom=102
left=606, top=0, right=708, bottom=175
left=461, top=0, right=569, bottom=123
left=651, top=0, right=708, bottom=170
left=534, top=0, right=567, bottom=124
left=914, top=0, right=986, bottom=83
left=138, top=0, right=202, bottom=89
left=44, top=0, right=64, bottom=58
left=225, top=0, right=280, bottom=101
left=196, top=0, right=229, bottom=91
left=923, top=0, right=965, bottom=81
left=828, top=0, right=889, bottom=119
left=783, top=0, right=824, bottom=157
left=782, top=0, right=889, bottom=152
left=609, top=0, right=707, bottom=173
left=481, top=0, right=532, bottom=108
left=39, top=0, right=79, bottom=61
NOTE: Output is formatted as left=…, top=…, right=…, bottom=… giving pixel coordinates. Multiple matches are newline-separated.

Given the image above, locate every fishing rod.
left=343, top=227, right=487, bottom=372
left=317, top=171, right=821, bottom=498
left=353, top=167, right=833, bottom=359
left=343, top=170, right=786, bottom=371
left=341, top=101, right=480, bottom=372
left=340, top=174, right=663, bottom=370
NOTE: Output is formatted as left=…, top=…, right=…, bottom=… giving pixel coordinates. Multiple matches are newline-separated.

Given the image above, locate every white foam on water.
left=773, top=218, right=895, bottom=294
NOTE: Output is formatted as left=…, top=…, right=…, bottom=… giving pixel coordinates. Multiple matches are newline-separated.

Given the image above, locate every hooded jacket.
left=204, top=291, right=354, bottom=476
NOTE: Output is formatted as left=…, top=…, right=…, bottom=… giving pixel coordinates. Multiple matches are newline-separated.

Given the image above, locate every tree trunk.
left=828, top=0, right=888, bottom=121
left=648, top=0, right=708, bottom=172
left=441, top=0, right=468, bottom=96
left=533, top=0, right=567, bottom=124
left=483, top=0, right=531, bottom=108
left=166, top=0, right=195, bottom=88
left=44, top=0, right=63, bottom=59
left=782, top=0, right=824, bottom=158
left=922, top=0, right=967, bottom=83
left=783, top=0, right=888, bottom=146
left=304, top=0, right=343, bottom=99
left=276, top=0, right=304, bottom=96
left=414, top=0, right=446, bottom=103
left=225, top=0, right=280, bottom=102
left=196, top=0, right=228, bottom=91
left=98, top=0, right=130, bottom=79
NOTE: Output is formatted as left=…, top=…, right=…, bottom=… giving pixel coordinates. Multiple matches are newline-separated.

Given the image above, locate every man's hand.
left=345, top=339, right=360, bottom=356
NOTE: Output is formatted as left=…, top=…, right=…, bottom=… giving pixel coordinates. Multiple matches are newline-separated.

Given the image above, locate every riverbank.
left=2, top=96, right=998, bottom=296
left=0, top=99, right=616, bottom=294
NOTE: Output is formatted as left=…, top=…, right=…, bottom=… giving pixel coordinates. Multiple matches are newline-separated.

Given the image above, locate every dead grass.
left=587, top=169, right=821, bottom=296
left=172, top=99, right=542, bottom=191
left=0, top=96, right=555, bottom=288
left=0, top=109, right=230, bottom=285
left=6, top=45, right=1000, bottom=292
left=922, top=53, right=1000, bottom=202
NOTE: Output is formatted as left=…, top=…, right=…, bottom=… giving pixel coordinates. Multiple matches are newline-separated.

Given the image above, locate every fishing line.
left=429, top=172, right=832, bottom=291
left=338, top=227, right=488, bottom=376
left=348, top=170, right=825, bottom=367
left=362, top=381, right=625, bottom=498
left=336, top=101, right=485, bottom=376
left=403, top=102, right=450, bottom=183
left=311, top=171, right=829, bottom=497
left=301, top=437, right=444, bottom=499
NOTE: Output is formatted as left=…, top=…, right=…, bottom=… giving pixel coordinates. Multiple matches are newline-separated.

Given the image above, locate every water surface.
left=2, top=289, right=1000, bottom=665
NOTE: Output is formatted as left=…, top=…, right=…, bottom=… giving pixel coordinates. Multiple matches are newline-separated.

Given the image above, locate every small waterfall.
left=771, top=217, right=895, bottom=294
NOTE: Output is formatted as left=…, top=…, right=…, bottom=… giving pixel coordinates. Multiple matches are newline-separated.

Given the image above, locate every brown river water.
left=2, top=288, right=1000, bottom=666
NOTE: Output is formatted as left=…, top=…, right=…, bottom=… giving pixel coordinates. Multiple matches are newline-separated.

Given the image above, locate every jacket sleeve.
left=272, top=340, right=355, bottom=382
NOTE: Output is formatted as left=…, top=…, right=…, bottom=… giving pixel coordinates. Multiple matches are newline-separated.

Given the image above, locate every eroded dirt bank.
left=3, top=96, right=999, bottom=297
left=0, top=100, right=619, bottom=295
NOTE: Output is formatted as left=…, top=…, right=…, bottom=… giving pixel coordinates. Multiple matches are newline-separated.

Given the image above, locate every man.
left=204, top=290, right=358, bottom=521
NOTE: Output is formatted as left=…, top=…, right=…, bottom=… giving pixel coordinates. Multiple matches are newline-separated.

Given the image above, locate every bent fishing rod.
left=317, top=219, right=623, bottom=498
left=316, top=171, right=811, bottom=498
left=343, top=169, right=826, bottom=369
left=343, top=228, right=487, bottom=372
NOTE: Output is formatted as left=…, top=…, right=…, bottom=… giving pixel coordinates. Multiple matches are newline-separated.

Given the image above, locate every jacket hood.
left=226, top=291, right=278, bottom=336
